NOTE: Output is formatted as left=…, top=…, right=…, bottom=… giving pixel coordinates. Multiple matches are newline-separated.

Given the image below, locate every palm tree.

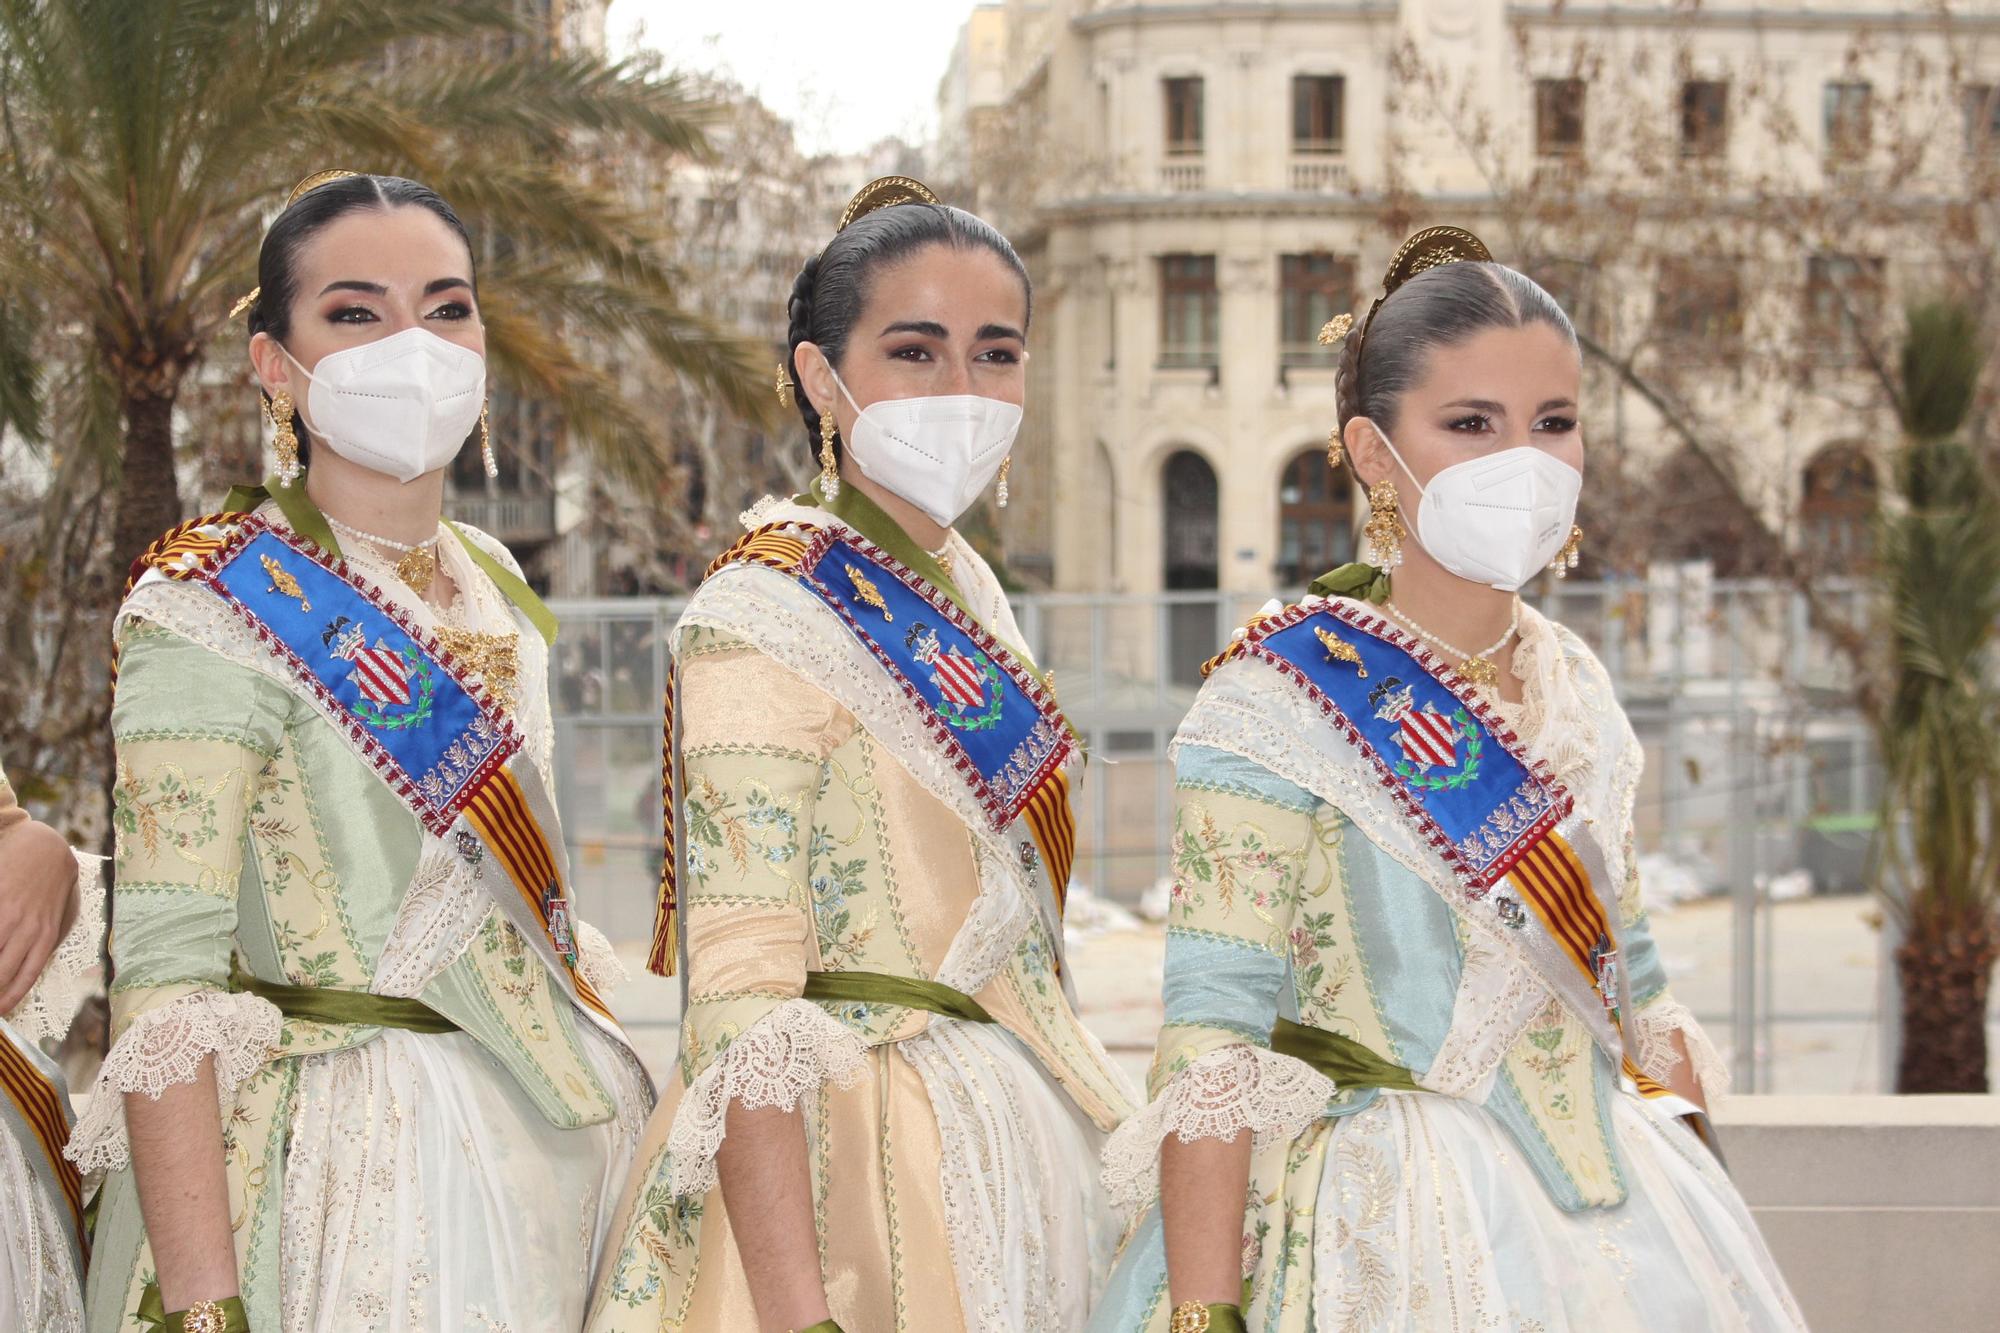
left=1873, top=299, right=2000, bottom=1093
left=0, top=0, right=769, bottom=593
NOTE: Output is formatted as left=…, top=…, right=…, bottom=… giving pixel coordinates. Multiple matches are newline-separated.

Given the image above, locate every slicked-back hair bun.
left=1335, top=261, right=1576, bottom=439
left=785, top=203, right=1031, bottom=467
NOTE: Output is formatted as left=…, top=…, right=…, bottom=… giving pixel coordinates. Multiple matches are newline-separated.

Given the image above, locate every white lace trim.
left=372, top=843, right=489, bottom=999
left=7, top=851, right=105, bottom=1045
left=64, top=990, right=282, bottom=1174
left=1100, top=1044, right=1334, bottom=1211
left=663, top=998, right=867, bottom=1199
left=574, top=919, right=627, bottom=1001
left=1634, top=996, right=1732, bottom=1098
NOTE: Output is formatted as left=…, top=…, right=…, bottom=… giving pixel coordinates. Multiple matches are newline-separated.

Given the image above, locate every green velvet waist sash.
left=231, top=964, right=461, bottom=1035
left=1269, top=1017, right=1419, bottom=1091
left=803, top=970, right=994, bottom=1025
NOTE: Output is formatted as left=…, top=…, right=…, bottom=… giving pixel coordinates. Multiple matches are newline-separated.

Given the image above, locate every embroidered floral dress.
left=75, top=501, right=651, bottom=1333
left=1089, top=600, right=1804, bottom=1332
left=587, top=484, right=1136, bottom=1333
left=0, top=759, right=103, bottom=1333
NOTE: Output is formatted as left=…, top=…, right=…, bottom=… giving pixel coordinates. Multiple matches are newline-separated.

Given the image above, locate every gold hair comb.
left=232, top=169, right=365, bottom=321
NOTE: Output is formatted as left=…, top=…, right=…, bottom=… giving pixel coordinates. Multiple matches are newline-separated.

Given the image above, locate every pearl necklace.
left=928, top=535, right=955, bottom=579
left=326, top=514, right=445, bottom=597
left=1384, top=598, right=1520, bottom=690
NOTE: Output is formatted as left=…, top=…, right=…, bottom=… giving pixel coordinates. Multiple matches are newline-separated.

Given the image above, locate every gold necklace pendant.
left=1456, top=655, right=1502, bottom=689
left=395, top=544, right=439, bottom=596
left=433, top=626, right=522, bottom=706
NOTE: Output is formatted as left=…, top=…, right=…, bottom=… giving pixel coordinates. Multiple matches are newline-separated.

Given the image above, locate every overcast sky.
left=607, top=0, right=984, bottom=156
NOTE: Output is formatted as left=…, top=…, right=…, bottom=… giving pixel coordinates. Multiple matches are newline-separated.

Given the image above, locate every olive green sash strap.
left=802, top=970, right=994, bottom=1025
left=230, top=963, right=460, bottom=1035
left=1270, top=1017, right=1419, bottom=1091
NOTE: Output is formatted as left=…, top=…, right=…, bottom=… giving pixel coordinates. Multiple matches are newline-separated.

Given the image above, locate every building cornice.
left=1508, top=4, right=2000, bottom=33
left=1073, top=2, right=1397, bottom=32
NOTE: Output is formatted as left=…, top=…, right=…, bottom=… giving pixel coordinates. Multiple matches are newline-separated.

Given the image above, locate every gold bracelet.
left=1170, top=1302, right=1212, bottom=1333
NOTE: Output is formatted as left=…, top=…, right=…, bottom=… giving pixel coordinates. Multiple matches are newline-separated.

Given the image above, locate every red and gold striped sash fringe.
left=647, top=663, right=681, bottom=977
left=462, top=768, right=615, bottom=1022
left=1019, top=767, right=1077, bottom=914
left=704, top=525, right=810, bottom=581
left=1509, top=833, right=1613, bottom=995
left=0, top=1037, right=84, bottom=1255
left=1201, top=638, right=1249, bottom=679
left=115, top=512, right=246, bottom=683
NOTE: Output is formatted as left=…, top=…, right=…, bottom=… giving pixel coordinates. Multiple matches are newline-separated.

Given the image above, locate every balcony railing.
left=1158, top=161, right=1205, bottom=192
left=1289, top=157, right=1349, bottom=192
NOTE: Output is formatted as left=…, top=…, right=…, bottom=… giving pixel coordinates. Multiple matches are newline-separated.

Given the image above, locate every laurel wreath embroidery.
left=935, top=655, right=1005, bottom=732
left=351, top=648, right=439, bottom=731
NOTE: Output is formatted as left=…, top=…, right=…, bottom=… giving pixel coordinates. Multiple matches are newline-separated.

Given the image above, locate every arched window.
left=1800, top=444, right=1876, bottom=568
left=1162, top=449, right=1220, bottom=590
left=1275, top=448, right=1354, bottom=585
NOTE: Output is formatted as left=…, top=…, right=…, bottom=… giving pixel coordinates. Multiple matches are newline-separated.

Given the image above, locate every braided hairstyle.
left=1335, top=261, right=1576, bottom=457
left=785, top=202, right=1031, bottom=466
left=247, top=174, right=475, bottom=469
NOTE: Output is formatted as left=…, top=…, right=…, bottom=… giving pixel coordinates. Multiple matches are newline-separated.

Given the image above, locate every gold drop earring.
left=996, top=456, right=1012, bottom=508
left=1363, top=480, right=1404, bottom=569
left=1552, top=524, right=1583, bottom=578
left=1325, top=427, right=1344, bottom=471
left=480, top=401, right=498, bottom=479
left=268, top=390, right=302, bottom=489
left=819, top=411, right=841, bottom=500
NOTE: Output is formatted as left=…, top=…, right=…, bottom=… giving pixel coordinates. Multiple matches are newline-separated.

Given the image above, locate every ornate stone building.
left=953, top=0, right=2000, bottom=596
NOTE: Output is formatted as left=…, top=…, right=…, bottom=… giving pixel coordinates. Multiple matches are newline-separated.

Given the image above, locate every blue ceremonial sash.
left=0, top=1016, right=85, bottom=1276
left=1225, top=599, right=1634, bottom=1057
left=1244, top=602, right=1567, bottom=893
left=795, top=529, right=1075, bottom=835
left=205, top=521, right=519, bottom=833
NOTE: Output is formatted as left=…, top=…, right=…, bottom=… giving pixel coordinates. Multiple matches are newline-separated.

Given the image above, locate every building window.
left=1278, top=254, right=1355, bottom=367
left=1292, top=75, right=1345, bottom=154
left=1800, top=445, right=1877, bottom=568
left=1276, top=449, right=1355, bottom=586
left=1164, top=76, right=1204, bottom=156
left=1655, top=259, right=1743, bottom=352
left=1163, top=449, right=1221, bottom=687
left=1535, top=78, right=1586, bottom=157
left=1824, top=81, right=1872, bottom=160
left=1964, top=84, right=2000, bottom=155
left=1804, top=255, right=1884, bottom=355
left=1681, top=80, right=1728, bottom=158
left=1159, top=254, right=1219, bottom=370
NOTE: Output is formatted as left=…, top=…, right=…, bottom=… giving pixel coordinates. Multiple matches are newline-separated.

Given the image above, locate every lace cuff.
left=664, top=998, right=868, bottom=1198
left=1634, top=995, right=1730, bottom=1098
left=575, top=919, right=628, bottom=1002
left=65, top=989, right=282, bottom=1174
left=1100, top=1044, right=1335, bottom=1211
left=7, top=850, right=105, bottom=1045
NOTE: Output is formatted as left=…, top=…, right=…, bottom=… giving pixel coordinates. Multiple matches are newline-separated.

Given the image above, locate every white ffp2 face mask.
left=831, top=369, right=1022, bottom=528
left=1375, top=427, right=1583, bottom=591
left=282, top=327, right=487, bottom=484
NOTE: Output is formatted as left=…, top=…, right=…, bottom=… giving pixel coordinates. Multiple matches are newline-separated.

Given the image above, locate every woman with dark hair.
left=587, top=178, right=1134, bottom=1333
left=74, top=170, right=651, bottom=1333
left=1088, top=228, right=1803, bottom=1332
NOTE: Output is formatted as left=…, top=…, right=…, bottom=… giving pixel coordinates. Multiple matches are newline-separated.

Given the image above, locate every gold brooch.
left=845, top=564, right=893, bottom=620
left=1318, top=312, right=1355, bottom=346
left=433, top=627, right=522, bottom=706
left=260, top=553, right=311, bottom=613
left=1316, top=626, right=1368, bottom=676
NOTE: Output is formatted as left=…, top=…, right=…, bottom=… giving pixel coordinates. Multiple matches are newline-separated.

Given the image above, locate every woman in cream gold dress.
left=587, top=178, right=1135, bottom=1333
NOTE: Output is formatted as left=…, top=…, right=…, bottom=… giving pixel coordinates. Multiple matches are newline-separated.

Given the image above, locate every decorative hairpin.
left=836, top=175, right=941, bottom=234
left=1318, top=224, right=1493, bottom=361
left=231, top=169, right=365, bottom=321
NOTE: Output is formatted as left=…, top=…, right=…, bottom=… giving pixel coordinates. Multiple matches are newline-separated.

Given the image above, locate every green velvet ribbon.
left=230, top=962, right=460, bottom=1035
left=1204, top=1304, right=1248, bottom=1333
left=1269, top=1017, right=1419, bottom=1091
left=790, top=1322, right=844, bottom=1333
left=220, top=477, right=558, bottom=646
left=136, top=1286, right=250, bottom=1332
left=802, top=970, right=995, bottom=1025
left=1306, top=561, right=1391, bottom=605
